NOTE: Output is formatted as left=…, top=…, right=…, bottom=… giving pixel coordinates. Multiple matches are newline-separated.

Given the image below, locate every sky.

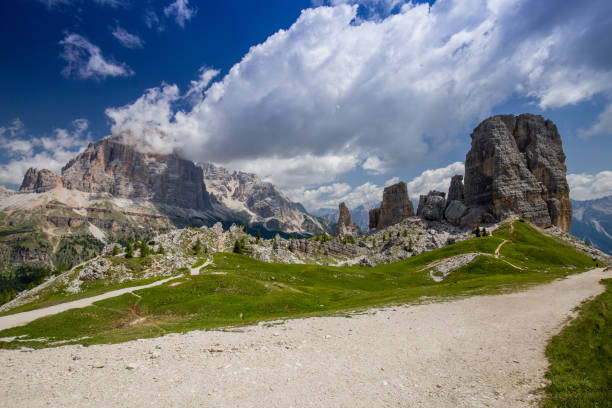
left=1, top=0, right=611, bottom=212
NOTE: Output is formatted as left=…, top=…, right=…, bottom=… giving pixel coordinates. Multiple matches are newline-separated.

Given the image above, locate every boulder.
left=369, top=182, right=415, bottom=230
left=464, top=114, right=571, bottom=232
left=459, top=206, right=496, bottom=229
left=444, top=200, right=468, bottom=225
left=417, top=191, right=446, bottom=221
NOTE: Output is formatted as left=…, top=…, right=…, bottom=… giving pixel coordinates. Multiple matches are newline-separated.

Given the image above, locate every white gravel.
left=0, top=268, right=608, bottom=408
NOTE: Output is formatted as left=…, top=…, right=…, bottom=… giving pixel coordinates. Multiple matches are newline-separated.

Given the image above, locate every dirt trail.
left=495, top=240, right=509, bottom=258
left=0, top=268, right=608, bottom=408
left=0, top=276, right=179, bottom=331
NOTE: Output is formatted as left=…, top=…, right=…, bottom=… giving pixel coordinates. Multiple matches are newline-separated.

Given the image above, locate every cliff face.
left=464, top=114, right=571, bottom=232
left=447, top=175, right=464, bottom=201
left=19, top=168, right=62, bottom=193
left=369, top=182, right=415, bottom=231
left=61, top=138, right=212, bottom=211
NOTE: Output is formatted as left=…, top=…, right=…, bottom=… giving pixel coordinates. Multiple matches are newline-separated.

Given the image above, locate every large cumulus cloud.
left=106, top=0, right=612, bottom=188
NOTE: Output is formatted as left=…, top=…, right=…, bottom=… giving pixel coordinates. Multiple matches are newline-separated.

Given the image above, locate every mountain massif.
left=0, top=137, right=330, bottom=279
left=571, top=195, right=612, bottom=254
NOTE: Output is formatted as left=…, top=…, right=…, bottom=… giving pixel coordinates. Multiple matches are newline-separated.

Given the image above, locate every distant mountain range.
left=571, top=195, right=612, bottom=255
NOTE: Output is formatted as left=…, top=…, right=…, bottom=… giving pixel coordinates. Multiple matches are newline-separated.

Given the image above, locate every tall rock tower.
left=463, top=114, right=572, bottom=232
left=369, top=181, right=415, bottom=231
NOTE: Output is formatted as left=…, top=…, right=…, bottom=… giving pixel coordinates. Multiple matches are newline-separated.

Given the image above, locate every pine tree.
left=256, top=229, right=261, bottom=243
left=157, top=245, right=165, bottom=255
left=233, top=239, right=243, bottom=254
left=402, top=229, right=408, bottom=237
left=408, top=239, right=413, bottom=252
left=192, top=239, right=202, bottom=254
left=125, top=241, right=133, bottom=258
left=112, top=245, right=119, bottom=256
left=139, top=239, right=149, bottom=258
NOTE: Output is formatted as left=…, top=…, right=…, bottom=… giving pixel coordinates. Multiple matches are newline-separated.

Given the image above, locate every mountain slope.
left=199, top=163, right=331, bottom=235
left=571, top=195, right=612, bottom=254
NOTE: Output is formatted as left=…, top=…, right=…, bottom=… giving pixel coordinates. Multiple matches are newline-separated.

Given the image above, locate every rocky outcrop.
left=334, top=202, right=360, bottom=237
left=464, top=114, right=571, bottom=232
left=19, top=168, right=62, bottom=193
left=61, top=137, right=212, bottom=211
left=417, top=191, right=446, bottom=221
left=447, top=175, right=464, bottom=201
left=369, top=182, right=414, bottom=231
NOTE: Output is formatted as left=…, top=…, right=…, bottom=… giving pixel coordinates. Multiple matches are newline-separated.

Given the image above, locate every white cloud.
left=222, top=153, right=360, bottom=190
left=407, top=161, right=464, bottom=199
left=362, top=156, right=389, bottom=175
left=59, top=33, right=134, bottom=80
left=112, top=26, right=144, bottom=49
left=106, top=0, right=612, bottom=189
left=287, top=181, right=382, bottom=211
left=580, top=103, right=612, bottom=138
left=164, top=0, right=196, bottom=27
left=384, top=176, right=399, bottom=186
left=0, top=119, right=91, bottom=186
left=185, top=68, right=220, bottom=103
left=105, top=84, right=181, bottom=154
left=93, top=0, right=131, bottom=7
left=38, top=0, right=131, bottom=8
left=568, top=171, right=612, bottom=201
left=289, top=162, right=464, bottom=211
left=144, top=9, right=163, bottom=31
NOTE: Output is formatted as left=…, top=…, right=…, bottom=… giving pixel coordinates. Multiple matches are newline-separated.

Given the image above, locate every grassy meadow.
left=0, top=221, right=598, bottom=349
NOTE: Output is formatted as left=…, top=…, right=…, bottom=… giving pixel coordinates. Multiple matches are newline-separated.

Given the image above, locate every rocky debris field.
left=0, top=268, right=608, bottom=408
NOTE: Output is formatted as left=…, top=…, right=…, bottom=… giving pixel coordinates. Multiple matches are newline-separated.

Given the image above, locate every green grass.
left=0, top=221, right=598, bottom=349
left=540, top=277, right=612, bottom=408
left=0, top=275, right=168, bottom=316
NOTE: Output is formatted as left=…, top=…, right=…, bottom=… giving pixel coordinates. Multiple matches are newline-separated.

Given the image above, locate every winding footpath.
left=0, top=268, right=609, bottom=407
left=0, top=276, right=179, bottom=331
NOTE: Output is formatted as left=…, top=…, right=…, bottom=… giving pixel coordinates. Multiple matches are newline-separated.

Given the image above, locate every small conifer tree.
left=125, top=241, right=133, bottom=258
left=233, top=239, right=243, bottom=254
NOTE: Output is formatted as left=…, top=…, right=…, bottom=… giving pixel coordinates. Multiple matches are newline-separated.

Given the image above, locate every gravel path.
left=0, top=268, right=608, bottom=408
left=0, top=276, right=179, bottom=331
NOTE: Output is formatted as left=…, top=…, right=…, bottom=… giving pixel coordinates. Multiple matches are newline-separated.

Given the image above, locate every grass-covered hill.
left=0, top=220, right=600, bottom=349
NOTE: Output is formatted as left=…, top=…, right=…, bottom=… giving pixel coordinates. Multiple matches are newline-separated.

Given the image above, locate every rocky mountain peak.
left=369, top=181, right=415, bottom=231
left=199, top=162, right=328, bottom=235
left=464, top=113, right=571, bottom=231
left=335, top=202, right=360, bottom=237
left=19, top=168, right=62, bottom=193
left=61, top=137, right=212, bottom=211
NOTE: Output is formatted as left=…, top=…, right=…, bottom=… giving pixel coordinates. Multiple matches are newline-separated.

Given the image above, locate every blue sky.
left=1, top=0, right=611, bottom=211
